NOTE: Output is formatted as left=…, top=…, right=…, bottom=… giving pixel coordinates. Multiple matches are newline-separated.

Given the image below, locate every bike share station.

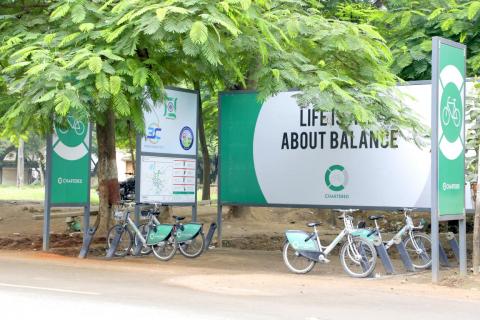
left=106, top=87, right=216, bottom=258
left=42, top=116, right=93, bottom=258
left=216, top=37, right=469, bottom=280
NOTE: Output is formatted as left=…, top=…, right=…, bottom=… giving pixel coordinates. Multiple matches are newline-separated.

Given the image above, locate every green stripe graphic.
left=219, top=92, right=267, bottom=205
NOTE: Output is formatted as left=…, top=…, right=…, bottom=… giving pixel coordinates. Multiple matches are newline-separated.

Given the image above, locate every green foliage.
left=0, top=0, right=424, bottom=147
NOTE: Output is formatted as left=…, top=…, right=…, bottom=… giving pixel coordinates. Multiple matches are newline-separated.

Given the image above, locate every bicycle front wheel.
left=106, top=225, right=133, bottom=257
left=340, top=237, right=376, bottom=278
left=404, top=232, right=432, bottom=269
left=152, top=237, right=177, bottom=261
left=282, top=241, right=316, bottom=274
left=178, top=232, right=205, bottom=258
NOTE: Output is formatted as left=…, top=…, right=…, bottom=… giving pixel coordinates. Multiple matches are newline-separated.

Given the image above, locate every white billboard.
left=219, top=83, right=475, bottom=209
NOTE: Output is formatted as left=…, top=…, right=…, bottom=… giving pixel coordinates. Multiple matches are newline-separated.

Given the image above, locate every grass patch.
left=0, top=185, right=214, bottom=204
left=0, top=185, right=99, bottom=204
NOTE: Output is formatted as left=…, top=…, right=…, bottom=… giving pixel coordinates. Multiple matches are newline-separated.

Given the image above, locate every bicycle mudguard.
left=285, top=230, right=320, bottom=251
left=146, top=224, right=173, bottom=245
left=176, top=223, right=203, bottom=242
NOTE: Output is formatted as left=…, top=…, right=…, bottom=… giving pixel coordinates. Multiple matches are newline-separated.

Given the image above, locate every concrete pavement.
left=0, top=249, right=479, bottom=319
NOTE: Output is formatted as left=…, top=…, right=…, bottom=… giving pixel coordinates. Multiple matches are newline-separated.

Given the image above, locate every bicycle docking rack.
left=393, top=236, right=415, bottom=272
left=105, top=225, right=123, bottom=259
left=131, top=239, right=143, bottom=257
left=439, top=241, right=451, bottom=267
left=373, top=238, right=395, bottom=275
left=78, top=226, right=97, bottom=259
left=446, top=232, right=460, bottom=264
left=205, top=223, right=217, bottom=250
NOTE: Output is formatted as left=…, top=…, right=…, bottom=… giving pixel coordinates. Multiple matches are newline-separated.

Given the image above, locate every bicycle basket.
left=113, top=210, right=126, bottom=221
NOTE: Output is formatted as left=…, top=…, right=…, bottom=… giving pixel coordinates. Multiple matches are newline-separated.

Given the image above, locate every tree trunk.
left=96, top=108, right=120, bottom=233
left=16, top=139, right=24, bottom=187
left=194, top=81, right=211, bottom=200
left=127, top=120, right=135, bottom=173
left=474, top=145, right=480, bottom=274
left=36, top=151, right=46, bottom=186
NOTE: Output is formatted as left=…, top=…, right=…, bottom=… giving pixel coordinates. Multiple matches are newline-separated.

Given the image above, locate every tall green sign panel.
left=433, top=38, right=466, bottom=218
left=49, top=116, right=91, bottom=205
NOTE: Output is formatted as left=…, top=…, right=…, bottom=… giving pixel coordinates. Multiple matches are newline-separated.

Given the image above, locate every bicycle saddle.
left=173, top=215, right=185, bottom=221
left=307, top=222, right=321, bottom=227
left=368, top=215, right=384, bottom=220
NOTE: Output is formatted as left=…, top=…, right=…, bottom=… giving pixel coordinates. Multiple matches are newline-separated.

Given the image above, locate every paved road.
left=0, top=250, right=479, bottom=320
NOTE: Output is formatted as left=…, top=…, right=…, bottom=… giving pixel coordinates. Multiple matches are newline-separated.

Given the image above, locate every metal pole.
left=42, top=204, right=51, bottom=251
left=42, top=134, right=52, bottom=251
left=431, top=36, right=440, bottom=283
left=459, top=218, right=467, bottom=275
left=79, top=123, right=93, bottom=258
left=217, top=204, right=222, bottom=247
left=193, top=89, right=199, bottom=223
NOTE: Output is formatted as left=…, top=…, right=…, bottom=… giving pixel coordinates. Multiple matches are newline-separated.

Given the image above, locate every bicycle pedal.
left=318, top=255, right=330, bottom=263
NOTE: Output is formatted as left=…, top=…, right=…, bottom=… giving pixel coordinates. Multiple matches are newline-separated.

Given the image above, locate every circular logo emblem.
left=438, top=65, right=464, bottom=160
left=325, top=164, right=348, bottom=192
left=53, top=116, right=89, bottom=161
left=179, top=126, right=194, bottom=150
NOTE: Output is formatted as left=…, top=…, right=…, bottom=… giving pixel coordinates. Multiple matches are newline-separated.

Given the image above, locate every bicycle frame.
left=374, top=210, right=424, bottom=251
left=311, top=211, right=359, bottom=259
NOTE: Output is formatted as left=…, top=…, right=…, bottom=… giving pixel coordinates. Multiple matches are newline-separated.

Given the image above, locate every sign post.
left=43, top=116, right=92, bottom=252
left=135, top=88, right=198, bottom=223
left=431, top=37, right=467, bottom=282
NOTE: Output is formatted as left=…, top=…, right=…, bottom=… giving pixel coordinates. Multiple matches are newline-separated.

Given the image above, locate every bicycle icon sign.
left=441, top=96, right=461, bottom=128
left=53, top=115, right=89, bottom=161
left=57, top=115, right=86, bottom=136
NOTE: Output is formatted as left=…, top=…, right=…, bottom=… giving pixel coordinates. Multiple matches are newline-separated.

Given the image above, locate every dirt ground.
left=0, top=200, right=473, bottom=271
left=0, top=200, right=431, bottom=252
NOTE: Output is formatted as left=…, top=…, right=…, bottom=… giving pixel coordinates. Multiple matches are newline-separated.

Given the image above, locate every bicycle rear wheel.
left=340, top=237, right=376, bottom=278
left=404, top=232, right=432, bottom=269
left=282, top=241, right=315, bottom=274
left=152, top=237, right=177, bottom=261
left=106, top=225, right=133, bottom=257
left=178, top=232, right=205, bottom=258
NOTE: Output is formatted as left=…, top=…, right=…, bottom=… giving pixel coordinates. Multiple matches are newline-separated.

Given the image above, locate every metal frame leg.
left=459, top=219, right=467, bottom=275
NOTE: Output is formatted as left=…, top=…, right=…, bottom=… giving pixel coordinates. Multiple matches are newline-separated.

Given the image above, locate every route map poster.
left=139, top=156, right=196, bottom=203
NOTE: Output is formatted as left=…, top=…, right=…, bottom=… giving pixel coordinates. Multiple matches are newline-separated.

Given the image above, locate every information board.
left=136, top=87, right=198, bottom=205
left=139, top=156, right=196, bottom=203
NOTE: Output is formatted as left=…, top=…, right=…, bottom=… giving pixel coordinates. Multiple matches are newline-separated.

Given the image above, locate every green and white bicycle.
left=148, top=215, right=205, bottom=261
left=107, top=202, right=205, bottom=260
left=283, top=209, right=377, bottom=278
